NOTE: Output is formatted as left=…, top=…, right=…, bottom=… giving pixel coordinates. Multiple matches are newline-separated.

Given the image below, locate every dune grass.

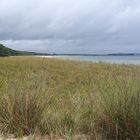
left=0, top=56, right=140, bottom=139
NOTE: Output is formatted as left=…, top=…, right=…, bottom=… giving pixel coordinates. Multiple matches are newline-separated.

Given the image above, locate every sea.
left=41, top=55, right=140, bottom=65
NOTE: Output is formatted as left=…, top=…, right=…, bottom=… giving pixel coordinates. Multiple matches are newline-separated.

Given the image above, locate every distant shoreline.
left=36, top=54, right=140, bottom=65
left=37, top=53, right=140, bottom=57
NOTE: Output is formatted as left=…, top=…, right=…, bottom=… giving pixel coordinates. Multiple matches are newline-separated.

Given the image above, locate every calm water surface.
left=42, top=55, right=140, bottom=65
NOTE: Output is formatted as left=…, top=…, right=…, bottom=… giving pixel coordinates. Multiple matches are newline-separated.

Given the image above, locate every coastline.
left=36, top=55, right=140, bottom=65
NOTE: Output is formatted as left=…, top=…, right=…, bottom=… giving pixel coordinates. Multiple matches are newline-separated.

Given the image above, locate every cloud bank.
left=0, top=0, right=140, bottom=53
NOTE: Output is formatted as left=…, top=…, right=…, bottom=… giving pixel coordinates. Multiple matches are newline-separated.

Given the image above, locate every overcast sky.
left=0, top=0, right=140, bottom=54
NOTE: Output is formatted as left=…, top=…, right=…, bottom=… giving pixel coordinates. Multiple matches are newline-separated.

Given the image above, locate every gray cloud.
left=0, top=0, right=140, bottom=53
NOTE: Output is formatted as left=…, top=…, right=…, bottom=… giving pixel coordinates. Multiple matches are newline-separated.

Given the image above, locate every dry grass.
left=0, top=56, right=140, bottom=139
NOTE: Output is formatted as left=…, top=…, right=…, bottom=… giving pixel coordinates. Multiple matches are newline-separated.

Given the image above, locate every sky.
left=0, top=0, right=140, bottom=54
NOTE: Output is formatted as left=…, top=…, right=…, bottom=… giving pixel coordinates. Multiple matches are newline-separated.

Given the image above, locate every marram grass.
left=0, top=56, right=140, bottom=139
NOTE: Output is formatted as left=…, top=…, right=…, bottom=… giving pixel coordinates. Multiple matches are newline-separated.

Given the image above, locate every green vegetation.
left=0, top=44, right=35, bottom=56
left=0, top=57, right=140, bottom=139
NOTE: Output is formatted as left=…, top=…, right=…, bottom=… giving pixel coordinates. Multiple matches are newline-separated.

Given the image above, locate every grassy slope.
left=0, top=57, right=140, bottom=139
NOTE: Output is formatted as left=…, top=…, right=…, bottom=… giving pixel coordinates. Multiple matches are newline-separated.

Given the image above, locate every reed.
left=0, top=56, right=139, bottom=139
